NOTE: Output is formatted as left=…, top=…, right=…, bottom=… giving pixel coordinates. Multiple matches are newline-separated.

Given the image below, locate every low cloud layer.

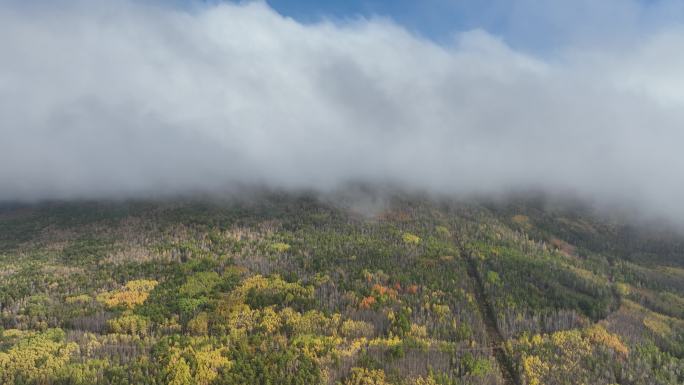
left=1, top=1, right=684, bottom=221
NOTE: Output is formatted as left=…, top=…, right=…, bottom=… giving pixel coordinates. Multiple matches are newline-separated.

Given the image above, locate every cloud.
left=1, top=0, right=683, bottom=222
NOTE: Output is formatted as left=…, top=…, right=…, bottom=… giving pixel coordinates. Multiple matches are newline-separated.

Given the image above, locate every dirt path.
left=459, top=242, right=522, bottom=385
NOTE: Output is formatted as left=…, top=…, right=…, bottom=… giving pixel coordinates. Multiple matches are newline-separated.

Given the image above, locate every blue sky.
left=259, top=0, right=684, bottom=51
left=264, top=0, right=484, bottom=39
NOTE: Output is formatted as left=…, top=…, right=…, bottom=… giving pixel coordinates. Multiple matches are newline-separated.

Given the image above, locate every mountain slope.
left=0, top=192, right=682, bottom=384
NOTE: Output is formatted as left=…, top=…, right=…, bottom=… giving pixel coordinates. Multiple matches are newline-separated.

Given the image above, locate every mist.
left=1, top=1, right=684, bottom=223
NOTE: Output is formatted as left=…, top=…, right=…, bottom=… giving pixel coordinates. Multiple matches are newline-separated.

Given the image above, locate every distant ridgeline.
left=0, top=192, right=682, bottom=385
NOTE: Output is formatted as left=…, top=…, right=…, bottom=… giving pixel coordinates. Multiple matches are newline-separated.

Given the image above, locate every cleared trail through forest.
left=456, top=237, right=522, bottom=385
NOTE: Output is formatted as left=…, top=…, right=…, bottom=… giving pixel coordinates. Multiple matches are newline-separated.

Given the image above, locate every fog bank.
left=1, top=1, right=684, bottom=222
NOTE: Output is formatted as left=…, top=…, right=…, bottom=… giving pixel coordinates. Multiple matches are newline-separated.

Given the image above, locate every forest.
left=0, top=191, right=682, bottom=384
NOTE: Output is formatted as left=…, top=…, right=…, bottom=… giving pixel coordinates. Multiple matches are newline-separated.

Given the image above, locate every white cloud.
left=1, top=1, right=683, bottom=222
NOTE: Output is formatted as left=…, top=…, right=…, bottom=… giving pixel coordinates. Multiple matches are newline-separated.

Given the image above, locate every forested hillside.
left=0, top=192, right=682, bottom=384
